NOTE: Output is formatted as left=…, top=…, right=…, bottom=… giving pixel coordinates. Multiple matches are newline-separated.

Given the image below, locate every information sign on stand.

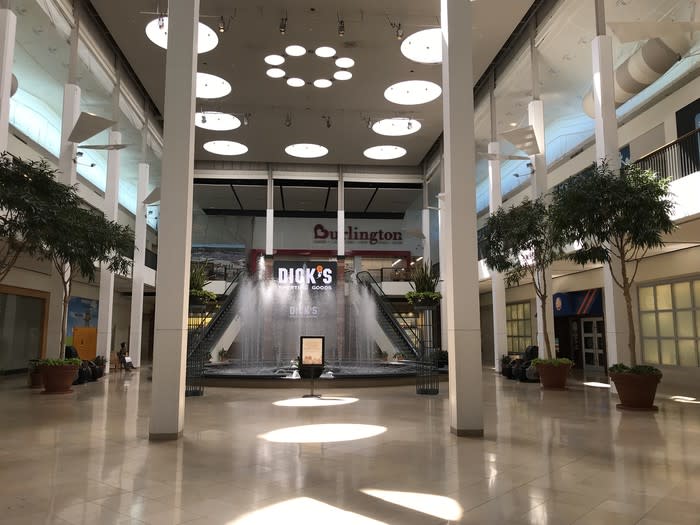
left=300, top=336, right=325, bottom=398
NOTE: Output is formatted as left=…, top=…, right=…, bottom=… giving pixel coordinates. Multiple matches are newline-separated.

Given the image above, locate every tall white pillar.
left=337, top=167, right=345, bottom=257
left=58, top=85, right=80, bottom=186
left=441, top=0, right=483, bottom=437
left=149, top=0, right=199, bottom=440
left=422, top=180, right=431, bottom=262
left=0, top=7, right=16, bottom=152
left=96, top=130, right=121, bottom=368
left=592, top=3, right=628, bottom=367
left=266, top=167, right=274, bottom=256
left=489, top=141, right=507, bottom=371
left=129, top=164, right=149, bottom=368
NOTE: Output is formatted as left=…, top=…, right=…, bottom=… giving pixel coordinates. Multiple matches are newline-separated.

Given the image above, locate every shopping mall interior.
left=1, top=0, right=700, bottom=523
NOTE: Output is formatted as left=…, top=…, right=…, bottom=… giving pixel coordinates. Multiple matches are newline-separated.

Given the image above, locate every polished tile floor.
left=1, top=369, right=699, bottom=525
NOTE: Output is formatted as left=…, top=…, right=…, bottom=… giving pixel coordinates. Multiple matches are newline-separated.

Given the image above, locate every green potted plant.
left=189, top=260, right=217, bottom=305
left=482, top=197, right=573, bottom=388
left=405, top=260, right=441, bottom=309
left=553, top=163, right=674, bottom=409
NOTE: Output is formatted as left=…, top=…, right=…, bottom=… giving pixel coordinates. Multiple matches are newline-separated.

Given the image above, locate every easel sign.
left=300, top=336, right=325, bottom=366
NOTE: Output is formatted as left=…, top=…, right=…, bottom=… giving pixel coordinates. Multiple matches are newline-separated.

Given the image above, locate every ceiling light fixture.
left=313, top=78, right=332, bottom=88
left=285, top=143, right=328, bottom=159
left=322, top=115, right=332, bottom=128
left=284, top=113, right=292, bottom=127
left=195, top=72, right=231, bottom=99
left=335, top=57, right=354, bottom=68
left=371, top=118, right=421, bottom=136
left=218, top=16, right=226, bottom=33
left=195, top=111, right=241, bottom=131
left=333, top=70, right=352, bottom=81
left=203, top=140, right=248, bottom=156
left=243, top=113, right=250, bottom=126
left=265, top=54, right=285, bottom=66
left=266, top=68, right=286, bottom=78
left=279, top=12, right=288, bottom=35
left=401, top=28, right=442, bottom=64
left=315, top=46, right=336, bottom=58
left=285, top=44, right=306, bottom=57
left=337, top=17, right=345, bottom=37
left=146, top=18, right=219, bottom=54
left=286, top=77, right=305, bottom=87
left=384, top=80, right=441, bottom=105
left=387, top=18, right=404, bottom=41
left=364, top=145, right=407, bottom=160
left=366, top=117, right=373, bottom=129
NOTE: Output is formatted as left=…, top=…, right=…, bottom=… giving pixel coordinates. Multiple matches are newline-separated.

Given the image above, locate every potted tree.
left=553, top=163, right=674, bottom=409
left=189, top=260, right=217, bottom=306
left=405, top=261, right=441, bottom=309
left=482, top=197, right=573, bottom=388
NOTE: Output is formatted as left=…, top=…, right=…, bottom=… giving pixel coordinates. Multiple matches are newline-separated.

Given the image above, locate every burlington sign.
left=313, top=224, right=403, bottom=245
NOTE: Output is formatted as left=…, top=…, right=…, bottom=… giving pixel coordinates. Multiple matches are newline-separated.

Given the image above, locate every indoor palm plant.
left=553, top=163, right=674, bottom=409
left=405, top=260, right=441, bottom=308
left=482, top=197, right=573, bottom=388
left=189, top=260, right=217, bottom=304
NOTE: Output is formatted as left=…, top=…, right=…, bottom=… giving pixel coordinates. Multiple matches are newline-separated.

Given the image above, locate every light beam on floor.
left=360, top=489, right=464, bottom=521
left=273, top=397, right=359, bottom=407
left=584, top=382, right=611, bottom=388
left=228, top=497, right=388, bottom=524
left=259, top=424, right=386, bottom=443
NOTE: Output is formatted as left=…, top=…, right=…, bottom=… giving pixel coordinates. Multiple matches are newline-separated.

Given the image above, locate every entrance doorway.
left=581, top=318, right=606, bottom=375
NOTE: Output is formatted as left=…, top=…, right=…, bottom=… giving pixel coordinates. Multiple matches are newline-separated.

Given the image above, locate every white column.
left=0, top=7, right=16, bottom=152
left=489, top=141, right=507, bottom=371
left=129, top=164, right=149, bottom=369
left=96, top=130, right=121, bottom=369
left=266, top=167, right=274, bottom=256
left=592, top=10, right=629, bottom=367
left=441, top=0, right=483, bottom=437
left=337, top=168, right=345, bottom=256
left=149, top=0, right=199, bottom=440
left=422, top=180, right=431, bottom=262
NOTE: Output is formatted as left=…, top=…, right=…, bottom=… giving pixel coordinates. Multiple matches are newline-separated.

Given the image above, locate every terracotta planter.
left=610, top=372, right=661, bottom=411
left=535, top=362, right=571, bottom=390
left=28, top=369, right=43, bottom=388
left=41, top=365, right=79, bottom=394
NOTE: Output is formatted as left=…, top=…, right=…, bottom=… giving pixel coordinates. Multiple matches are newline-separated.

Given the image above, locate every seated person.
left=117, top=342, right=134, bottom=370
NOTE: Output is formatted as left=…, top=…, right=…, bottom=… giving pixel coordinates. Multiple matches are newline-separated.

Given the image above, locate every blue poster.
left=66, top=297, right=98, bottom=345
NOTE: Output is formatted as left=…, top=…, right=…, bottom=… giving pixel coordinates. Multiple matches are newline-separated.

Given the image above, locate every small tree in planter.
left=552, top=163, right=674, bottom=409
left=405, top=261, right=441, bottom=308
left=482, top=197, right=573, bottom=388
left=189, top=259, right=217, bottom=305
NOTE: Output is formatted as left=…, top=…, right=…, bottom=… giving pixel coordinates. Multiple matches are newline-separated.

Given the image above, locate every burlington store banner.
left=252, top=216, right=422, bottom=253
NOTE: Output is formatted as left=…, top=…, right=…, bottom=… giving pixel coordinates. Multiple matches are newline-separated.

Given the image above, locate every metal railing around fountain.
left=355, top=271, right=421, bottom=358
left=185, top=270, right=243, bottom=396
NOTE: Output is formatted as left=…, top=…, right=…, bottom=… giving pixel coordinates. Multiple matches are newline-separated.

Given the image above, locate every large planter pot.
left=41, top=365, right=79, bottom=394
left=535, top=362, right=572, bottom=390
left=610, top=372, right=661, bottom=411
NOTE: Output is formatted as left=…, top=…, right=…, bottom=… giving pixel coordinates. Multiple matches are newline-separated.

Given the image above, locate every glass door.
left=581, top=317, right=606, bottom=375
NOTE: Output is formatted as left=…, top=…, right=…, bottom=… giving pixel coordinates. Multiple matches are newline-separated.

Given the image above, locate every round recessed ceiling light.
left=384, top=80, right=441, bottom=105
left=333, top=70, right=352, bottom=81
left=285, top=44, right=307, bottom=57
left=285, top=143, right=328, bottom=158
left=196, top=72, right=231, bottom=99
left=315, top=46, right=336, bottom=58
left=195, top=112, right=241, bottom=131
left=335, top=57, right=355, bottom=68
left=203, top=140, right=248, bottom=156
left=266, top=68, right=286, bottom=78
left=400, top=28, right=442, bottom=64
left=364, top=145, right=407, bottom=160
left=372, top=118, right=421, bottom=136
left=264, top=54, right=285, bottom=66
left=313, top=79, right=332, bottom=88
left=287, top=77, right=305, bottom=87
left=145, top=18, right=218, bottom=54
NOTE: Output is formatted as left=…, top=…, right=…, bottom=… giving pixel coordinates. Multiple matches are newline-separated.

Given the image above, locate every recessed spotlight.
left=285, top=44, right=306, bottom=56
left=400, top=28, right=442, bottom=64
left=266, top=68, right=286, bottom=78
left=203, top=140, right=248, bottom=156
left=335, top=57, right=354, bottom=68
left=265, top=54, right=285, bottom=66
left=510, top=122, right=518, bottom=127
left=287, top=77, right=305, bottom=87
left=313, top=79, right=332, bottom=88
left=145, top=18, right=218, bottom=54
left=285, top=143, right=328, bottom=158
left=195, top=112, right=241, bottom=131
left=196, top=72, right=231, bottom=99
left=333, top=70, right=352, bottom=81
left=384, top=80, right=441, bottom=105
left=364, top=145, right=407, bottom=160
left=372, top=118, right=421, bottom=136
left=315, top=46, right=336, bottom=58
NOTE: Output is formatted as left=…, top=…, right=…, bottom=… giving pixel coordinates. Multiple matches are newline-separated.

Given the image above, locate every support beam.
left=266, top=166, right=274, bottom=256
left=422, top=176, right=431, bottom=263
left=129, top=164, right=149, bottom=369
left=0, top=7, right=16, bottom=152
left=149, top=0, right=199, bottom=441
left=488, top=141, right=507, bottom=371
left=440, top=0, right=483, bottom=437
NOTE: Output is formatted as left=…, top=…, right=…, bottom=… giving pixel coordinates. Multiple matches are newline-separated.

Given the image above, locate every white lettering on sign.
left=277, top=266, right=334, bottom=286
left=313, top=224, right=403, bottom=245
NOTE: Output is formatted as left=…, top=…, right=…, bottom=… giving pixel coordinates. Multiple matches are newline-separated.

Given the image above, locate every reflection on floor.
left=0, top=369, right=699, bottom=524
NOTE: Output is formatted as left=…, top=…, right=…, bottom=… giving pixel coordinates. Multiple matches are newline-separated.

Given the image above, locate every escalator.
left=355, top=271, right=420, bottom=359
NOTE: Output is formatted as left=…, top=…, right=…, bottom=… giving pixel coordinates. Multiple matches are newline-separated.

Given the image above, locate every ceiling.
left=89, top=0, right=536, bottom=167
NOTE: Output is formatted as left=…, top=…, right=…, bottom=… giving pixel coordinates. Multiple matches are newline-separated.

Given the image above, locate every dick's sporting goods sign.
left=273, top=261, right=337, bottom=291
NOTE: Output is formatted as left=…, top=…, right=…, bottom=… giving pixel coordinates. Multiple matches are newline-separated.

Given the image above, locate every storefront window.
left=506, top=301, right=532, bottom=354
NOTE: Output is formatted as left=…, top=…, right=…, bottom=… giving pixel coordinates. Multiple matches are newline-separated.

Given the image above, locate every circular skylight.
left=364, top=145, right=407, bottom=160
left=333, top=70, right=352, bottom=81
left=285, top=143, right=328, bottom=158
left=195, top=112, right=241, bottom=131
left=313, top=79, right=332, bottom=88
left=335, top=57, right=355, bottom=68
left=196, top=72, right=231, bottom=99
left=285, top=45, right=307, bottom=57
left=400, top=28, right=442, bottom=64
left=265, top=54, right=285, bottom=66
left=287, top=77, right=305, bottom=87
left=266, top=68, right=286, bottom=78
left=372, top=118, right=421, bottom=136
left=315, top=46, right=336, bottom=58
left=384, top=80, right=441, bottom=105
left=145, top=18, right=218, bottom=54
left=203, top=140, right=248, bottom=156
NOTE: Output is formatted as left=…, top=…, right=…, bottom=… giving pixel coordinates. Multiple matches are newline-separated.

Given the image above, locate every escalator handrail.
left=355, top=271, right=421, bottom=356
